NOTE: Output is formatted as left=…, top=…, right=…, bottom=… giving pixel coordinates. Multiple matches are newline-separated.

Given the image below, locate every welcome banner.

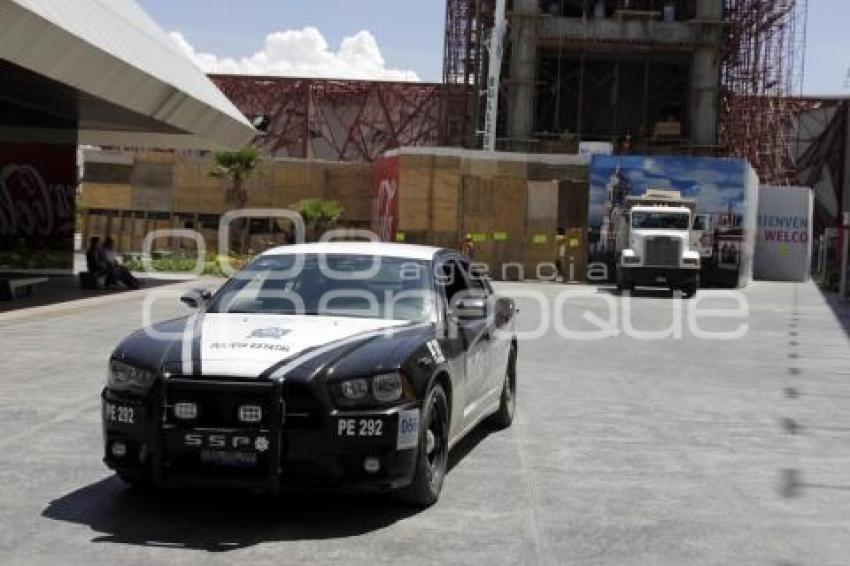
left=755, top=186, right=813, bottom=282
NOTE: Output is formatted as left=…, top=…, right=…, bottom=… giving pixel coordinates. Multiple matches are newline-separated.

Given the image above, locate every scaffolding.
left=211, top=75, right=456, bottom=161
left=443, top=1, right=712, bottom=152
left=442, top=0, right=497, bottom=148
left=719, top=0, right=808, bottom=185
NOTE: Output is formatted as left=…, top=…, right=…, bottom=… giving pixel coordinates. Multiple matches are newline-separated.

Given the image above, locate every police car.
left=102, top=243, right=518, bottom=505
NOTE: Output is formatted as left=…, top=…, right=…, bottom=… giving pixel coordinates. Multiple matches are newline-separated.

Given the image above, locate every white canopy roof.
left=0, top=0, right=256, bottom=149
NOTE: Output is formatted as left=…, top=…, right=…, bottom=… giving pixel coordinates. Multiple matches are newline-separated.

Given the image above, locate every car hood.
left=195, top=313, right=411, bottom=378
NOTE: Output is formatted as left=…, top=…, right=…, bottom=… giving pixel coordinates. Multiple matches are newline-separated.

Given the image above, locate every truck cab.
left=615, top=190, right=700, bottom=296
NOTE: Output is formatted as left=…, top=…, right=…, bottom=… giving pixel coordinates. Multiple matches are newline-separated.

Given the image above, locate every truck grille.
left=645, top=237, right=681, bottom=267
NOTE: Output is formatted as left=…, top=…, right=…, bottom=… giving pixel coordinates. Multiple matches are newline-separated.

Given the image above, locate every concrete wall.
left=375, top=148, right=590, bottom=280
left=81, top=150, right=375, bottom=253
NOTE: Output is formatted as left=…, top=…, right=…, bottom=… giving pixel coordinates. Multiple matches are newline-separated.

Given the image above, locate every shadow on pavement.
left=0, top=275, right=185, bottom=313
left=595, top=286, right=683, bottom=300
left=818, top=287, right=850, bottom=340
left=43, top=424, right=500, bottom=552
left=448, top=421, right=493, bottom=472
left=42, top=476, right=421, bottom=552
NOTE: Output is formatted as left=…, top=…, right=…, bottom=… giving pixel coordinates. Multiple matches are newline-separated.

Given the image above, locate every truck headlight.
left=330, top=372, right=414, bottom=408
left=683, top=258, right=699, bottom=266
left=108, top=359, right=157, bottom=395
left=623, top=255, right=641, bottom=265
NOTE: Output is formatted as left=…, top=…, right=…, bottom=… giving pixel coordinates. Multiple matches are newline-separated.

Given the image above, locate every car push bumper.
left=102, top=378, right=422, bottom=494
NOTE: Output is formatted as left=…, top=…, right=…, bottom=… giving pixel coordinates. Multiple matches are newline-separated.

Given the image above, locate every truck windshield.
left=632, top=212, right=690, bottom=230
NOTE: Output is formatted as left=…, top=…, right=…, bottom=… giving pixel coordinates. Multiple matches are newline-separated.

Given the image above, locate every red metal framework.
left=791, top=98, right=848, bottom=231
left=719, top=0, right=808, bottom=185
left=211, top=75, right=460, bottom=161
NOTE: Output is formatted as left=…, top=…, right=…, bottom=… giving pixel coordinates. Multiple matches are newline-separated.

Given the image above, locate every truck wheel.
left=396, top=384, right=449, bottom=507
left=685, top=274, right=700, bottom=298
left=490, top=346, right=517, bottom=429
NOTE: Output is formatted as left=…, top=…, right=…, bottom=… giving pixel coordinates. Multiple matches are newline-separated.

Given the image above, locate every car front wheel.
left=396, top=384, right=449, bottom=507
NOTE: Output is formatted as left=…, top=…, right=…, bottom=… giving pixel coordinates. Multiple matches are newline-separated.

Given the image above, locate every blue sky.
left=138, top=0, right=446, bottom=81
left=138, top=0, right=845, bottom=93
left=803, top=0, right=850, bottom=95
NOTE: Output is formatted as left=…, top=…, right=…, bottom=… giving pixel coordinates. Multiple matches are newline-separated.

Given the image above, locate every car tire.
left=117, top=470, right=153, bottom=489
left=490, top=346, right=517, bottom=429
left=396, top=384, right=449, bottom=507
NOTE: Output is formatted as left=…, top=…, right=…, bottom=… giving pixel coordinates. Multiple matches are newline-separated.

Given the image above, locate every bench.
left=0, top=277, right=49, bottom=301
left=79, top=272, right=105, bottom=290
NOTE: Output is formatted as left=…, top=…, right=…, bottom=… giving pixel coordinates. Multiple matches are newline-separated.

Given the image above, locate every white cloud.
left=169, top=28, right=420, bottom=82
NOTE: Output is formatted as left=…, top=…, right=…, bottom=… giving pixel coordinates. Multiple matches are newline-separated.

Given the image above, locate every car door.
left=468, top=265, right=513, bottom=401
left=438, top=258, right=493, bottom=431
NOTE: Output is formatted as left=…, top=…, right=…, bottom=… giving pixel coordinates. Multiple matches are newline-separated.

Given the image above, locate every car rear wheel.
left=396, top=384, right=449, bottom=507
left=490, top=346, right=517, bottom=429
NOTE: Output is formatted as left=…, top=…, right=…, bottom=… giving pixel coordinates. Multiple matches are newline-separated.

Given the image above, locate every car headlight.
left=108, top=359, right=157, bottom=395
left=330, top=372, right=414, bottom=408
left=373, top=373, right=404, bottom=403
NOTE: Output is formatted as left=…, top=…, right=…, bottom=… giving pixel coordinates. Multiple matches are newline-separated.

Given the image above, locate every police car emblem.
left=249, top=327, right=291, bottom=340
left=255, top=437, right=270, bottom=453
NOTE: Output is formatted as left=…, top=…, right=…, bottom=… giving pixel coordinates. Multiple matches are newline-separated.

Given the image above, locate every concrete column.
left=689, top=0, right=724, bottom=146
left=507, top=0, right=539, bottom=151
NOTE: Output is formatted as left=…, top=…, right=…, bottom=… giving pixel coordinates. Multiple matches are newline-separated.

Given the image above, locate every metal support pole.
left=483, top=0, right=507, bottom=152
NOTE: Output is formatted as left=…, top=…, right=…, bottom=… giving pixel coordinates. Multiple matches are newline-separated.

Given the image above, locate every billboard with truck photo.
left=590, top=155, right=758, bottom=288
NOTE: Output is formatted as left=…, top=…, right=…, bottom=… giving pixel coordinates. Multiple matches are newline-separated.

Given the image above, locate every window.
left=438, top=260, right=471, bottom=304
left=208, top=254, right=435, bottom=322
left=632, top=212, right=690, bottom=230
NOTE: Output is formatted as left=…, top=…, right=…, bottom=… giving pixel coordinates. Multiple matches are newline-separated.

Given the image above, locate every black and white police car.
left=102, top=243, right=518, bottom=505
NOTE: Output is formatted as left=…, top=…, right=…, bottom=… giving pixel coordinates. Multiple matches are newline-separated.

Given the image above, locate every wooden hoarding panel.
left=81, top=183, right=132, bottom=210
left=524, top=181, right=559, bottom=278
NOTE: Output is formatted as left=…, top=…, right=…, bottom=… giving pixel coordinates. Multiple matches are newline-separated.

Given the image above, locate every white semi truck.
left=615, top=189, right=701, bottom=296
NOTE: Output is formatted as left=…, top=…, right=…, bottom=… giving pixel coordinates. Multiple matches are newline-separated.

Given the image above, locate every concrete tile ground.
left=0, top=280, right=848, bottom=565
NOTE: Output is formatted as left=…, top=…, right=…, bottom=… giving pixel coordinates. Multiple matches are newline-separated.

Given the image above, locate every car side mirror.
left=453, top=296, right=488, bottom=320
left=181, top=288, right=211, bottom=309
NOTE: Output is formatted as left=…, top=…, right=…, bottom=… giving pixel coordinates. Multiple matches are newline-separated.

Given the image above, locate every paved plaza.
left=0, top=280, right=848, bottom=565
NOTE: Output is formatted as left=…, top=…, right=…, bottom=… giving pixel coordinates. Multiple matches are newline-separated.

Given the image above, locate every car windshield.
left=207, top=254, right=435, bottom=322
left=632, top=212, right=690, bottom=230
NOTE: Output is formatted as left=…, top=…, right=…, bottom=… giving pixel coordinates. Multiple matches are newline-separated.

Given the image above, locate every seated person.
left=102, top=238, right=141, bottom=290
left=85, top=237, right=114, bottom=289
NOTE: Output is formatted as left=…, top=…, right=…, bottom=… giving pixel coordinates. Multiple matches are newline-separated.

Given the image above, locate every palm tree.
left=295, top=198, right=344, bottom=242
left=211, top=147, right=262, bottom=254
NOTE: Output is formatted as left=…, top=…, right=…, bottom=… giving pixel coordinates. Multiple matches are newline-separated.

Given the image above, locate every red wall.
left=0, top=143, right=76, bottom=271
left=371, top=155, right=400, bottom=242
